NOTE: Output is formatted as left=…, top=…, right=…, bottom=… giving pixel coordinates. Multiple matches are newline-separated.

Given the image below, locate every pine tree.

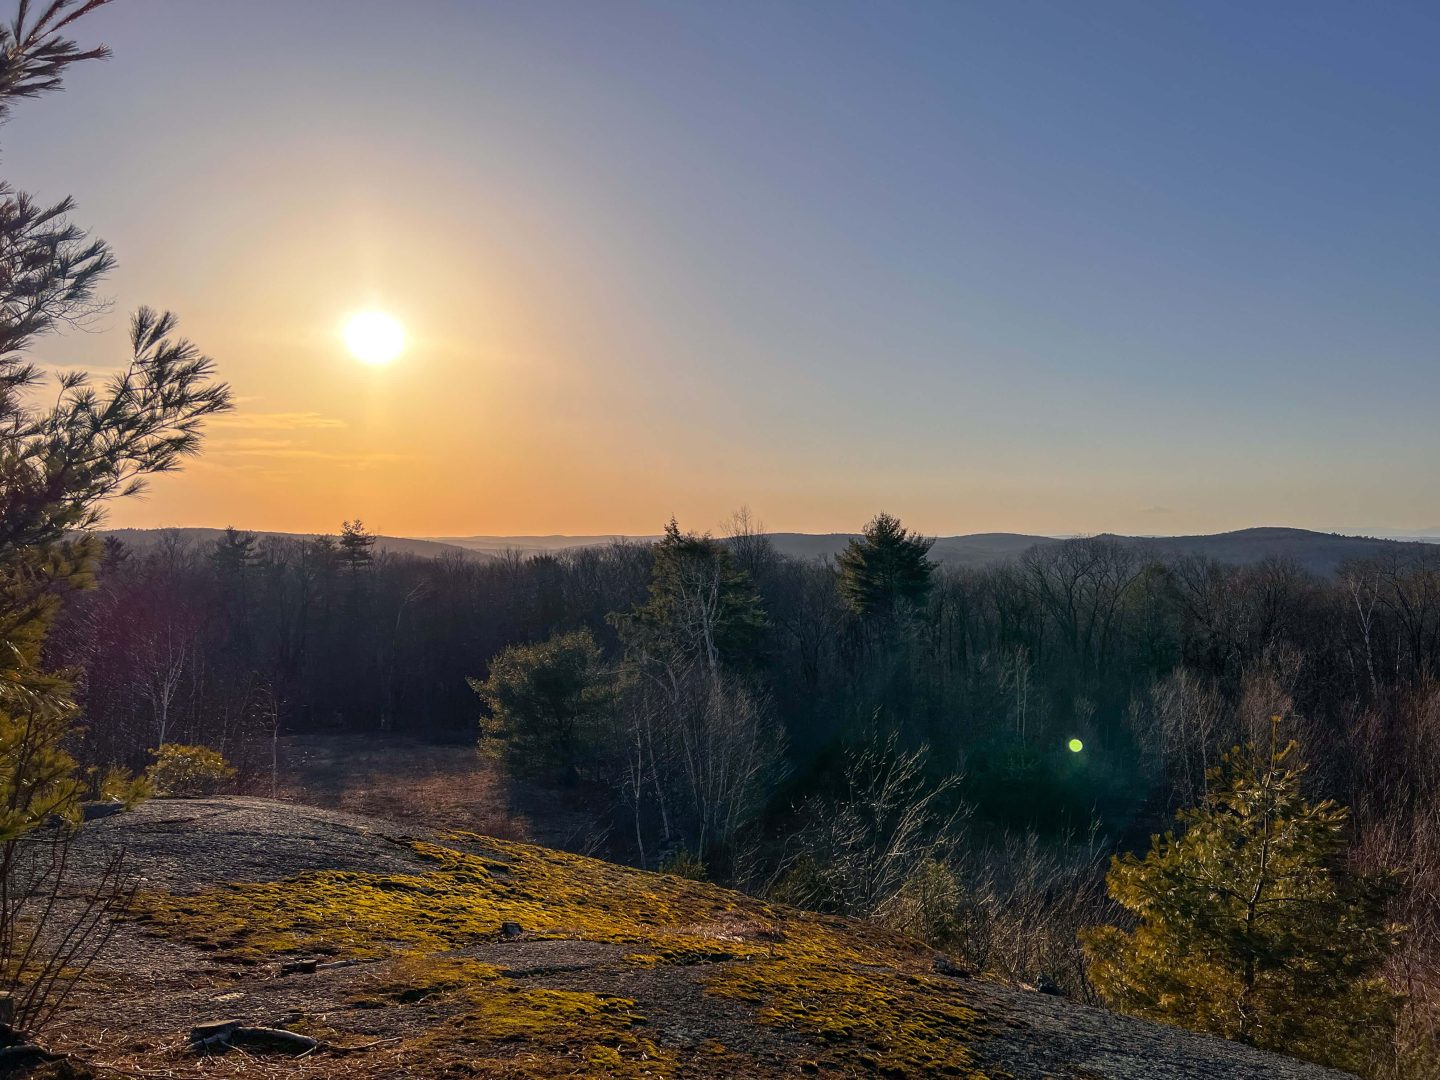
left=1081, top=729, right=1402, bottom=1076
left=835, top=512, right=936, bottom=618
left=616, top=519, right=765, bottom=674
left=339, top=518, right=376, bottom=573
left=0, top=2, right=230, bottom=845
left=0, top=7, right=228, bottom=1030
left=211, top=526, right=258, bottom=657
left=470, top=629, right=613, bottom=783
left=211, top=526, right=257, bottom=576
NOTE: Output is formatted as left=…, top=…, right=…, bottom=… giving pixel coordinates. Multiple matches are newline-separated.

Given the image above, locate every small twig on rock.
left=273, top=956, right=383, bottom=978
left=187, top=1019, right=399, bottom=1058
left=327, top=1036, right=402, bottom=1055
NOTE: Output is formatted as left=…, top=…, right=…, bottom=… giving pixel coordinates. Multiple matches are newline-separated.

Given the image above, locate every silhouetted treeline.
left=48, top=522, right=1440, bottom=835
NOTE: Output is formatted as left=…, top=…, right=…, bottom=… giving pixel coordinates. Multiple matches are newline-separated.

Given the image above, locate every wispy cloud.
left=210, top=411, right=347, bottom=431
left=213, top=438, right=299, bottom=450
left=194, top=445, right=411, bottom=482
left=214, top=447, right=408, bottom=463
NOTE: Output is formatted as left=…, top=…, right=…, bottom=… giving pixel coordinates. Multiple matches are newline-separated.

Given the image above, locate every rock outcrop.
left=51, top=798, right=1355, bottom=1079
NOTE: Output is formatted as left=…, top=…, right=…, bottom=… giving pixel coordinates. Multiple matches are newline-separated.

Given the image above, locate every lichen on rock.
left=130, top=832, right=986, bottom=1077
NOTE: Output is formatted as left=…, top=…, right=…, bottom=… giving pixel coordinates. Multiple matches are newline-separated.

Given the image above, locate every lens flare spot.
left=1067, top=738, right=1084, bottom=753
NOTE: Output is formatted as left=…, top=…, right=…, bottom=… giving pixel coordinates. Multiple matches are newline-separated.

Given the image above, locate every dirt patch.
left=268, top=734, right=608, bottom=854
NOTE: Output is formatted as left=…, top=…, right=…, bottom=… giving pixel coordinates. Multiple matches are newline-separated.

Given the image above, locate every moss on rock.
left=130, top=833, right=984, bottom=1077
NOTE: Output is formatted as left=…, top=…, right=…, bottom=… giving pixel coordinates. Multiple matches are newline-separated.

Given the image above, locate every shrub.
left=769, top=734, right=963, bottom=917
left=146, top=744, right=236, bottom=798
left=469, top=629, right=614, bottom=783
left=879, top=832, right=1111, bottom=996
left=881, top=857, right=969, bottom=947
left=657, top=848, right=708, bottom=881
left=769, top=853, right=844, bottom=913
left=1082, top=734, right=1401, bottom=1076
left=83, top=765, right=151, bottom=806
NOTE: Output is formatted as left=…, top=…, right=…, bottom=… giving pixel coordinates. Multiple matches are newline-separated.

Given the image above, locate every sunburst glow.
left=343, top=311, right=405, bottom=365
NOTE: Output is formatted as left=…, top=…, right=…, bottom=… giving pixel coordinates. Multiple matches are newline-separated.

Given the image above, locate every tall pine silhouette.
left=836, top=513, right=935, bottom=618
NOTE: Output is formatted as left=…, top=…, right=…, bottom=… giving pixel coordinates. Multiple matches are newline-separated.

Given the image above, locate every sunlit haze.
left=344, top=311, right=406, bottom=366
left=10, top=1, right=1439, bottom=538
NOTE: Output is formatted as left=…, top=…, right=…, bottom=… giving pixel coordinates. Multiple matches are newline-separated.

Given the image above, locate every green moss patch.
left=131, top=833, right=985, bottom=1077
left=709, top=959, right=985, bottom=1077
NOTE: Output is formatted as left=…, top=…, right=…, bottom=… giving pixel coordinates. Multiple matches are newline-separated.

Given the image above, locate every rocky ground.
left=31, top=798, right=1355, bottom=1079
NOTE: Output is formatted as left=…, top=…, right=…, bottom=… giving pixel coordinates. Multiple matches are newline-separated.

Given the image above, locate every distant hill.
left=106, top=526, right=1440, bottom=576
left=424, top=534, right=661, bottom=557
left=424, top=531, right=1057, bottom=565
left=759, top=531, right=1054, bottom=567
left=1109, top=526, right=1437, bottom=576
left=426, top=531, right=1055, bottom=565
left=431, top=526, right=1440, bottom=576
left=98, top=527, right=491, bottom=563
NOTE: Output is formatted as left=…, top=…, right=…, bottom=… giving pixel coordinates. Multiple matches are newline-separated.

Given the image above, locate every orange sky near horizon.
left=13, top=3, right=1440, bottom=542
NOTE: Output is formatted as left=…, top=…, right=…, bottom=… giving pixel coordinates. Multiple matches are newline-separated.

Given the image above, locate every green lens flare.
left=1068, top=738, right=1084, bottom=753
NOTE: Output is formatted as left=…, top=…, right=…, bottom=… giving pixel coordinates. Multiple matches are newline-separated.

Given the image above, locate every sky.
left=8, top=0, right=1440, bottom=538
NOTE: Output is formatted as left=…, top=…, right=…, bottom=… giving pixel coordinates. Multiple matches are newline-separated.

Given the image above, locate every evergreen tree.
left=211, top=526, right=258, bottom=657
left=1081, top=731, right=1402, bottom=1076
left=617, top=519, right=765, bottom=674
left=836, top=513, right=935, bottom=618
left=211, top=525, right=256, bottom=576
left=339, top=518, right=376, bottom=573
left=470, top=629, right=613, bottom=783
left=0, top=0, right=230, bottom=843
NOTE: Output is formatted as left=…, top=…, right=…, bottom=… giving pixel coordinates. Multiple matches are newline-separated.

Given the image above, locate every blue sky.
left=7, top=1, right=1440, bottom=535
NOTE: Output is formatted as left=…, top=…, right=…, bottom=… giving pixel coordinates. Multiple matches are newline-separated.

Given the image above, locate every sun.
left=343, top=311, right=405, bottom=365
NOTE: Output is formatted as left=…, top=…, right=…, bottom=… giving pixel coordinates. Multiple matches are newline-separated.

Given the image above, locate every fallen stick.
left=189, top=1020, right=316, bottom=1055
left=275, top=956, right=384, bottom=977
left=328, top=1036, right=403, bottom=1055
left=188, top=1020, right=399, bottom=1057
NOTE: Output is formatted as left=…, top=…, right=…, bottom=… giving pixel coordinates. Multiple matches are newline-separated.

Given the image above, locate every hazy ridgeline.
left=49, top=518, right=1440, bottom=1076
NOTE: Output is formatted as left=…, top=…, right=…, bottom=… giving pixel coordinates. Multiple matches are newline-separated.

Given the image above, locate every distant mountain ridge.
left=1101, top=526, right=1438, bottom=575
left=101, top=526, right=1440, bottom=576
left=773, top=527, right=1440, bottom=575
left=97, top=528, right=491, bottom=563
left=428, top=526, right=1440, bottom=576
left=422, top=534, right=663, bottom=557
